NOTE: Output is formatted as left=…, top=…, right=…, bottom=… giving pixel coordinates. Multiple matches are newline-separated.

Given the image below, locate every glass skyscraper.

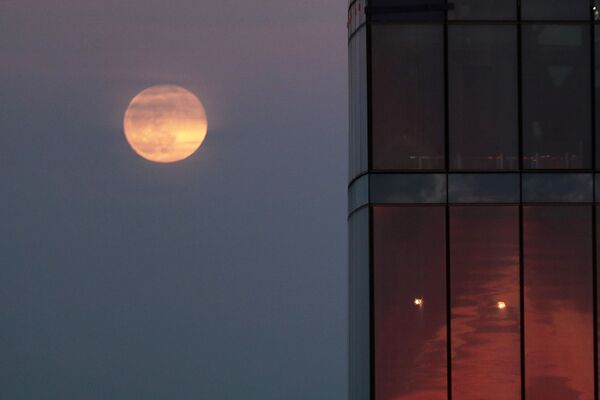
left=348, top=1, right=600, bottom=399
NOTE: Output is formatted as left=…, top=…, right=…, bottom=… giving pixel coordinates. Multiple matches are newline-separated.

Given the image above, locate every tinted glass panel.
left=522, top=25, right=591, bottom=169
left=349, top=27, right=368, bottom=179
left=449, top=174, right=520, bottom=203
left=449, top=25, right=518, bottom=170
left=523, top=173, right=593, bottom=203
left=349, top=208, right=371, bottom=400
left=524, top=206, right=594, bottom=400
left=448, top=0, right=516, bottom=20
left=370, top=174, right=446, bottom=204
left=369, top=0, right=446, bottom=21
left=372, top=24, right=445, bottom=170
left=450, top=206, right=520, bottom=400
left=522, top=0, right=589, bottom=20
left=374, top=207, right=447, bottom=400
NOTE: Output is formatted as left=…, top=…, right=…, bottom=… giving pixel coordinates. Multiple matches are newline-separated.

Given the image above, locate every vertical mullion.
left=591, top=2, right=599, bottom=399
left=364, top=8, right=374, bottom=397
left=517, top=0, right=526, bottom=397
left=445, top=7, right=450, bottom=173
left=444, top=2, right=452, bottom=399
left=593, top=187, right=598, bottom=400
left=592, top=1, right=597, bottom=173
left=366, top=11, right=373, bottom=173
left=446, top=202, right=452, bottom=400
left=368, top=206, right=374, bottom=400
left=519, top=195, right=526, bottom=400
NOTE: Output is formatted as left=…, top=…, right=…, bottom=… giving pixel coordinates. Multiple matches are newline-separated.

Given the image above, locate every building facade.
left=348, top=1, right=600, bottom=399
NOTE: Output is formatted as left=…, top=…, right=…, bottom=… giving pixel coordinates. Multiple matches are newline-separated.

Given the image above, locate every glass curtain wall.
left=349, top=1, right=600, bottom=400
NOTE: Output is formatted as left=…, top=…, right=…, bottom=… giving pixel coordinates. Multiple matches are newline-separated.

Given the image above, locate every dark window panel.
left=374, top=206, right=447, bottom=400
left=449, top=25, right=518, bottom=170
left=524, top=206, right=594, bottom=400
left=449, top=174, right=520, bottom=203
left=448, top=0, right=516, bottom=20
left=368, top=0, right=446, bottom=21
left=372, top=24, right=445, bottom=170
left=370, top=174, right=446, bottom=204
left=450, top=206, right=520, bottom=400
left=522, top=25, right=591, bottom=169
left=521, top=0, right=589, bottom=20
left=523, top=173, right=593, bottom=203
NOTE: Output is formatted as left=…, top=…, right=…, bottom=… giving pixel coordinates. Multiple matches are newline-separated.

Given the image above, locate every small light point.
left=414, top=298, right=424, bottom=307
left=497, top=301, right=507, bottom=310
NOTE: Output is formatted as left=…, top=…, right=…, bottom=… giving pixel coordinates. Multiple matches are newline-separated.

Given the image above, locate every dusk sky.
left=0, top=1, right=348, bottom=399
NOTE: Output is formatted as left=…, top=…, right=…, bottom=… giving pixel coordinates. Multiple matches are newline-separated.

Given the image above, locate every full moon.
left=123, top=85, right=208, bottom=163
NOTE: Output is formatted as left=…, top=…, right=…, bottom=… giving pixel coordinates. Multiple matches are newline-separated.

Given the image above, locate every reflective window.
left=370, top=174, right=446, bottom=204
left=374, top=207, right=447, bottom=400
left=523, top=173, right=593, bottom=203
left=524, top=206, right=594, bottom=400
left=449, top=25, right=518, bottom=170
left=449, top=174, right=520, bottom=203
left=521, top=0, right=589, bottom=20
left=372, top=25, right=445, bottom=170
left=450, top=206, right=520, bottom=400
left=522, top=25, right=591, bottom=169
left=448, top=0, right=516, bottom=20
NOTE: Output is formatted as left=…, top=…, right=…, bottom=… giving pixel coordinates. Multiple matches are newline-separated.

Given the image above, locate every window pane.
left=374, top=207, right=447, bottom=400
left=370, top=174, right=446, bottom=204
left=449, top=25, right=518, bottom=170
left=522, top=25, right=591, bottom=169
left=524, top=206, right=594, bottom=400
left=523, top=173, right=593, bottom=203
left=349, top=27, right=368, bottom=179
left=522, top=0, right=589, bottom=20
left=369, top=0, right=446, bottom=21
left=372, top=25, right=445, bottom=170
left=448, top=0, right=516, bottom=20
left=450, top=206, right=520, bottom=400
left=349, top=208, right=371, bottom=400
left=449, top=174, right=520, bottom=203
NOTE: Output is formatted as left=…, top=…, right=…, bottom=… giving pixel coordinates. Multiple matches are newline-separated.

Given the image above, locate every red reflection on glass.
left=524, top=206, right=594, bottom=400
left=450, top=206, right=520, bottom=400
left=374, top=206, right=447, bottom=400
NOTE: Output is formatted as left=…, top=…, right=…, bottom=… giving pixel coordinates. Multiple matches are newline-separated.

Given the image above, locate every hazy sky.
left=0, top=1, right=348, bottom=398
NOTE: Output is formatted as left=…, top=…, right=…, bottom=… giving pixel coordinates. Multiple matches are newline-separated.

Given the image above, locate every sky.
left=0, top=1, right=348, bottom=399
